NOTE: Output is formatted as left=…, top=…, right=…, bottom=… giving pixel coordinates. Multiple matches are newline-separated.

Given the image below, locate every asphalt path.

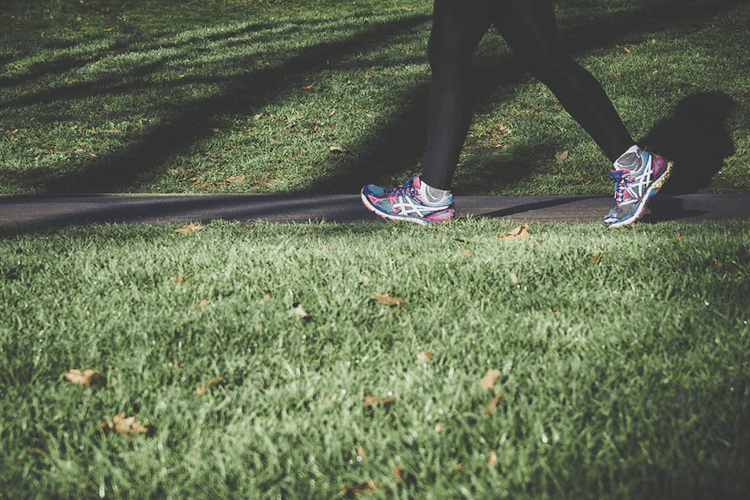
left=1, top=193, right=749, bottom=229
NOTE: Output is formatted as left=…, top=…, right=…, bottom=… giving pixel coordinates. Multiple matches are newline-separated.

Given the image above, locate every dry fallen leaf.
left=371, top=292, right=404, bottom=308
left=174, top=223, right=207, bottom=234
left=104, top=412, right=148, bottom=436
left=488, top=450, right=497, bottom=467
left=62, top=369, right=106, bottom=389
left=329, top=145, right=346, bottom=153
left=196, top=376, right=224, bottom=395
left=435, top=422, right=445, bottom=433
left=498, top=223, right=529, bottom=242
left=302, top=84, right=313, bottom=90
left=624, top=46, right=633, bottom=57
left=293, top=302, right=311, bottom=320
left=226, top=174, right=246, bottom=184
left=363, top=393, right=395, bottom=409
left=555, top=150, right=569, bottom=161
left=484, top=392, right=503, bottom=416
left=418, top=351, right=433, bottom=363
left=479, top=370, right=501, bottom=390
left=339, top=480, right=381, bottom=496
left=392, top=464, right=403, bottom=484
left=357, top=446, right=367, bottom=460
left=589, top=253, right=604, bottom=266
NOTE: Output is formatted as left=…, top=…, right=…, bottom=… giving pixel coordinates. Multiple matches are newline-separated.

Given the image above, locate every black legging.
left=422, top=0, right=634, bottom=190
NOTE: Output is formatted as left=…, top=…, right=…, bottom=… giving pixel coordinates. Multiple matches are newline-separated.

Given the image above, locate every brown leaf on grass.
left=479, top=370, right=501, bottom=390
left=339, top=480, right=382, bottom=497
left=62, top=369, right=105, bottom=389
left=293, top=302, right=311, bottom=320
left=498, top=223, right=529, bottom=242
left=509, top=272, right=521, bottom=288
left=196, top=376, right=224, bottom=395
left=668, top=233, right=682, bottom=243
left=363, top=393, right=395, bottom=409
left=487, top=450, right=497, bottom=466
left=174, top=223, right=207, bottom=234
left=555, top=150, right=569, bottom=161
left=302, top=84, right=313, bottom=90
left=103, top=412, right=147, bottom=436
left=623, top=46, right=633, bottom=57
left=226, top=174, right=246, bottom=184
left=589, top=253, right=604, bottom=266
left=434, top=422, right=445, bottom=433
left=484, top=392, right=503, bottom=416
left=357, top=446, right=367, bottom=460
left=329, top=145, right=346, bottom=153
left=418, top=351, right=433, bottom=363
left=392, top=464, right=403, bottom=484
left=371, top=292, right=404, bottom=308
left=170, top=276, right=187, bottom=285
left=191, top=299, right=211, bottom=309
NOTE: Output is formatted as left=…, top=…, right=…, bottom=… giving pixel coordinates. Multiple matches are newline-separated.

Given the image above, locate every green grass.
left=1, top=0, right=749, bottom=196
left=2, top=1, right=750, bottom=498
left=2, top=219, right=750, bottom=498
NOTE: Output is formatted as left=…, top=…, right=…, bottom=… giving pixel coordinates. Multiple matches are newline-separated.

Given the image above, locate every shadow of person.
left=642, top=91, right=735, bottom=194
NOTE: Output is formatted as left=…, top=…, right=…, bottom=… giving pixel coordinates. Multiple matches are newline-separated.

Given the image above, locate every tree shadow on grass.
left=314, top=0, right=746, bottom=195
left=0, top=13, right=433, bottom=193
left=1, top=0, right=745, bottom=198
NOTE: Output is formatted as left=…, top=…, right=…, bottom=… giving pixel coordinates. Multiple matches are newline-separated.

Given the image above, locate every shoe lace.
left=385, top=177, right=417, bottom=201
left=609, top=169, right=631, bottom=206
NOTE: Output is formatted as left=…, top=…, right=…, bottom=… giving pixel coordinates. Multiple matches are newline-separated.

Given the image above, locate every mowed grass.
left=1, top=219, right=749, bottom=499
left=1, top=0, right=749, bottom=196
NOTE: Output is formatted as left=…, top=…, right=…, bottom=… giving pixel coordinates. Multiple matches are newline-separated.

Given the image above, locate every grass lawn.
left=2, top=1, right=750, bottom=498
left=1, top=219, right=750, bottom=498
left=1, top=0, right=749, bottom=196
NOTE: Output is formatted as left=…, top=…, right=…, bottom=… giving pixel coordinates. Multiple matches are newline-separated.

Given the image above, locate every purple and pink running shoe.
left=604, top=146, right=674, bottom=228
left=361, top=174, right=454, bottom=225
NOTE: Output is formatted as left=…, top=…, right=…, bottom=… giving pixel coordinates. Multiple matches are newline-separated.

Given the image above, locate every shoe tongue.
left=615, top=151, right=641, bottom=171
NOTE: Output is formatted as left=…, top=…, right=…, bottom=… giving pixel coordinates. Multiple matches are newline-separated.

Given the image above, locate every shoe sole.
left=608, top=160, right=674, bottom=228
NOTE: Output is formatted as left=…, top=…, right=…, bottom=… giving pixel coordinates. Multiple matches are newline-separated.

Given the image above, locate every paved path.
left=1, top=193, right=749, bottom=228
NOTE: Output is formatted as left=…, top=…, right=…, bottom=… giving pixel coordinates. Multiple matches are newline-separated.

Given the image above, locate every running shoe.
left=604, top=146, right=673, bottom=228
left=361, top=174, right=454, bottom=225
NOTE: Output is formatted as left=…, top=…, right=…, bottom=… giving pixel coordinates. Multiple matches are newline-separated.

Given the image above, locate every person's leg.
left=495, top=0, right=672, bottom=227
left=421, top=0, right=498, bottom=190
left=494, top=0, right=634, bottom=163
left=360, top=0, right=500, bottom=225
